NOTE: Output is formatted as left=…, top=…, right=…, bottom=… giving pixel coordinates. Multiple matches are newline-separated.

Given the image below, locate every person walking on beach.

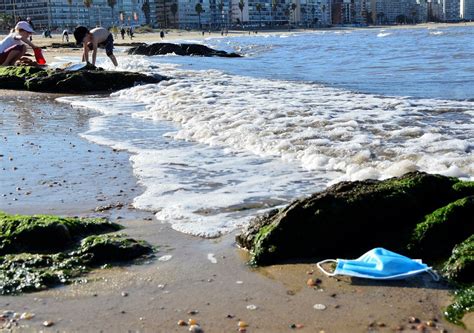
left=120, top=27, right=126, bottom=40
left=62, top=29, right=69, bottom=42
left=0, top=21, right=39, bottom=66
left=73, top=26, right=118, bottom=67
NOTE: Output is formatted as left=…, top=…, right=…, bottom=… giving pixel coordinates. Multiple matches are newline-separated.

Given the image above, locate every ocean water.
left=57, top=26, right=474, bottom=237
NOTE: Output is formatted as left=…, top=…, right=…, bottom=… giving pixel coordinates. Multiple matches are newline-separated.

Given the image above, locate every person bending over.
left=73, top=26, right=118, bottom=67
left=0, top=21, right=39, bottom=66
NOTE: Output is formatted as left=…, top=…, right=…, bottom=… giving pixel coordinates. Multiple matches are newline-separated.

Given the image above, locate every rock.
left=442, top=235, right=473, bottom=283
left=127, top=43, right=241, bottom=58
left=0, top=211, right=121, bottom=254
left=0, top=66, right=166, bottom=93
left=236, top=172, right=474, bottom=266
left=0, top=212, right=152, bottom=295
left=77, top=234, right=152, bottom=265
left=408, top=196, right=474, bottom=259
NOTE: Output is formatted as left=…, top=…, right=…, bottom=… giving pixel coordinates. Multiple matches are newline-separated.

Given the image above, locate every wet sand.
left=0, top=91, right=472, bottom=332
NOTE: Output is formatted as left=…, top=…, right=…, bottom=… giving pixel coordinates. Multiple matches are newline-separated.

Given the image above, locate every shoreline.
left=0, top=91, right=472, bottom=332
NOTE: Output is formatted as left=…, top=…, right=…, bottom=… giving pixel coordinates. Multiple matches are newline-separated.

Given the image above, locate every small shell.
left=188, top=318, right=198, bottom=325
left=43, top=321, right=54, bottom=327
left=246, top=304, right=258, bottom=310
left=313, top=304, right=327, bottom=310
left=189, top=324, right=204, bottom=333
left=178, top=320, right=187, bottom=326
left=238, top=321, right=248, bottom=328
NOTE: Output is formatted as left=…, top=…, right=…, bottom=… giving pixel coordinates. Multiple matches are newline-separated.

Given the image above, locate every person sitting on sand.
left=0, top=21, right=39, bottom=66
left=73, top=26, right=118, bottom=67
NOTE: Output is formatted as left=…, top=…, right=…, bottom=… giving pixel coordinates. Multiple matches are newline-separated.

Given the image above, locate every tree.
left=255, top=3, right=262, bottom=27
left=107, top=0, right=117, bottom=26
left=291, top=3, right=297, bottom=25
left=311, top=5, right=315, bottom=26
left=238, top=0, right=245, bottom=26
left=142, top=0, right=151, bottom=25
left=271, top=0, right=278, bottom=26
left=195, top=2, right=203, bottom=28
left=218, top=1, right=224, bottom=27
left=171, top=2, right=178, bottom=27
left=67, top=0, right=73, bottom=28
left=84, top=0, right=93, bottom=27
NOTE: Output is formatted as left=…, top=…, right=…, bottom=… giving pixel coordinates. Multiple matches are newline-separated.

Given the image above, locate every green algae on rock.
left=236, top=172, right=474, bottom=266
left=0, top=211, right=121, bottom=254
left=408, top=196, right=474, bottom=259
left=77, top=234, right=153, bottom=265
left=0, top=212, right=153, bottom=294
left=443, top=235, right=474, bottom=283
left=0, top=65, right=166, bottom=93
left=444, top=286, right=474, bottom=327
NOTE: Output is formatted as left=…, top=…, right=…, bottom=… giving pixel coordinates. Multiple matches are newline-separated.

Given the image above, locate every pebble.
left=42, top=320, right=54, bottom=327
left=246, top=304, right=258, bottom=310
left=177, top=320, right=187, bottom=326
left=416, top=323, right=426, bottom=332
left=189, top=324, right=203, bottom=333
left=238, top=321, right=248, bottom=328
left=313, top=304, right=327, bottom=311
left=121, top=292, right=128, bottom=297
left=188, top=310, right=199, bottom=315
left=158, top=255, right=173, bottom=262
left=426, top=321, right=436, bottom=327
left=238, top=328, right=247, bottom=333
left=188, top=318, right=198, bottom=325
left=409, top=317, right=421, bottom=323
left=20, top=312, right=35, bottom=320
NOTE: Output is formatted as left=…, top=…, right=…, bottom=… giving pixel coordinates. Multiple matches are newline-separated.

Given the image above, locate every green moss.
left=0, top=212, right=153, bottom=294
left=0, top=66, right=45, bottom=78
left=408, top=196, right=474, bottom=258
left=453, top=180, right=474, bottom=196
left=444, top=286, right=474, bottom=327
left=0, top=253, right=86, bottom=295
left=0, top=211, right=121, bottom=254
left=443, top=235, right=474, bottom=283
left=77, top=234, right=153, bottom=265
left=249, top=223, right=278, bottom=266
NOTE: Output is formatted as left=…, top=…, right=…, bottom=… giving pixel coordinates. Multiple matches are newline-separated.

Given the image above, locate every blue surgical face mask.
left=317, top=248, right=439, bottom=281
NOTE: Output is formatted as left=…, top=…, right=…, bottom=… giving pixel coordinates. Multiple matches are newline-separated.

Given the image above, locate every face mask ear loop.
left=427, top=268, right=440, bottom=281
left=316, top=259, right=338, bottom=276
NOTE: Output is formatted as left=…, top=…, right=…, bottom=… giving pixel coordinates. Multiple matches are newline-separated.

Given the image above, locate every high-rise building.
left=461, top=0, right=474, bottom=19
left=2, top=0, right=154, bottom=30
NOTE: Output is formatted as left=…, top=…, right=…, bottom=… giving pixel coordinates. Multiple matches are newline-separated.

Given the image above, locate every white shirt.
left=0, top=33, right=22, bottom=54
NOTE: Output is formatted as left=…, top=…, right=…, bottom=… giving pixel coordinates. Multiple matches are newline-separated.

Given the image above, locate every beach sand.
left=1, top=26, right=473, bottom=332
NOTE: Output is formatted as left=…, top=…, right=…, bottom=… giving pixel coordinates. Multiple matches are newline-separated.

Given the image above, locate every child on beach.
left=73, top=26, right=118, bottom=67
left=0, top=21, right=39, bottom=66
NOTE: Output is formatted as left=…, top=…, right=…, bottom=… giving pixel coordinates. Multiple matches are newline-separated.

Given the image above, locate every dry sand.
left=0, top=26, right=473, bottom=332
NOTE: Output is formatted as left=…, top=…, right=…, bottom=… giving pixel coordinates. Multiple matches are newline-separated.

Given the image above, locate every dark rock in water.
left=236, top=171, right=474, bottom=266
left=442, top=235, right=473, bottom=283
left=0, top=65, right=166, bottom=93
left=0, top=211, right=153, bottom=294
left=127, top=42, right=241, bottom=57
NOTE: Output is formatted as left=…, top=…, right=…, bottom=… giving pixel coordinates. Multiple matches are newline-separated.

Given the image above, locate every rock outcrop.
left=0, top=211, right=153, bottom=294
left=127, top=43, right=241, bottom=57
left=236, top=171, right=474, bottom=281
left=0, top=65, right=166, bottom=93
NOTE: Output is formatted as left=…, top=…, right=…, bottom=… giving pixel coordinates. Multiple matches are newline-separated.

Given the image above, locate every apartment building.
left=2, top=0, right=153, bottom=30
left=461, top=0, right=474, bottom=19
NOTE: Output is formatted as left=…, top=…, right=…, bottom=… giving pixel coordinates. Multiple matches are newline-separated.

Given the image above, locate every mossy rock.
left=408, top=196, right=474, bottom=259
left=0, top=234, right=153, bottom=294
left=77, top=234, right=153, bottom=265
left=236, top=172, right=474, bottom=266
left=0, top=253, right=86, bottom=294
left=0, top=211, right=121, bottom=254
left=127, top=42, right=241, bottom=57
left=444, top=286, right=474, bottom=327
left=0, top=66, right=166, bottom=93
left=442, top=235, right=474, bottom=283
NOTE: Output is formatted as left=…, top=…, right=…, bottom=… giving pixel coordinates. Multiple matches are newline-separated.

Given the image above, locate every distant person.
left=0, top=21, right=39, bottom=66
left=129, top=26, right=134, bottom=39
left=62, top=29, right=69, bottom=42
left=160, top=30, right=165, bottom=39
left=120, top=27, right=125, bottom=40
left=73, top=26, right=118, bottom=67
